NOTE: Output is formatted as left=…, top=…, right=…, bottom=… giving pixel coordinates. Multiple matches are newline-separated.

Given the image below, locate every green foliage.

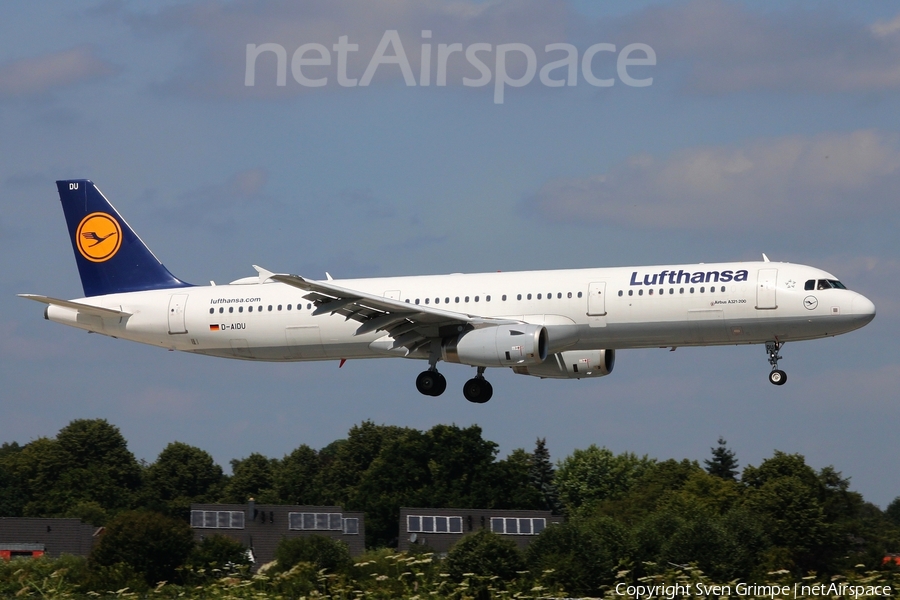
left=705, top=436, right=739, bottom=480
left=887, top=496, right=900, bottom=526
left=274, top=443, right=321, bottom=504
left=530, top=437, right=563, bottom=514
left=6, top=419, right=141, bottom=518
left=555, top=444, right=656, bottom=512
left=188, top=534, right=250, bottom=574
left=224, top=452, right=279, bottom=503
left=526, top=515, right=627, bottom=596
left=142, top=441, right=224, bottom=518
left=89, top=510, right=195, bottom=588
left=274, top=534, right=352, bottom=573
left=444, top=529, right=524, bottom=582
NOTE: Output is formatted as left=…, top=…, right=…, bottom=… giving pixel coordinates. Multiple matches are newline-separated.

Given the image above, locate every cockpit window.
left=817, top=280, right=831, bottom=290
left=815, top=279, right=848, bottom=290
left=828, top=280, right=847, bottom=289
left=805, top=280, right=815, bottom=291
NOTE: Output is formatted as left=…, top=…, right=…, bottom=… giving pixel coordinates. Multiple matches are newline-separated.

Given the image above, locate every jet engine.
left=511, top=349, right=615, bottom=379
left=443, top=324, right=548, bottom=367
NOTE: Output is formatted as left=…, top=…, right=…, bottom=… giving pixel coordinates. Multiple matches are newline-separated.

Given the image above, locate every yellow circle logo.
left=76, top=212, right=122, bottom=262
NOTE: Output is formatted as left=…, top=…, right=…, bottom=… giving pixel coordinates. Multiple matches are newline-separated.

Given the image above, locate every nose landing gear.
left=766, top=341, right=787, bottom=386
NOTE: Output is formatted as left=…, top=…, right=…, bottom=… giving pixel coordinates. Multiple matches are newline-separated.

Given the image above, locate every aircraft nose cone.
left=851, top=294, right=876, bottom=324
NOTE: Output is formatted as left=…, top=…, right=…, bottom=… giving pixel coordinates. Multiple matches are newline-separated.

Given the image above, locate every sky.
left=1, top=0, right=898, bottom=508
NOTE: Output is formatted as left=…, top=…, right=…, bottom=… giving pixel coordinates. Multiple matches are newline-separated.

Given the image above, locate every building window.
left=490, top=517, right=546, bottom=535
left=343, top=518, right=359, bottom=535
left=288, top=512, right=343, bottom=531
left=191, top=510, right=245, bottom=529
left=407, top=515, right=463, bottom=533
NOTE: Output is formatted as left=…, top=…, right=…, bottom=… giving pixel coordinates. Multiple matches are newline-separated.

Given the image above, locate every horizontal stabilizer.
left=18, top=294, right=132, bottom=317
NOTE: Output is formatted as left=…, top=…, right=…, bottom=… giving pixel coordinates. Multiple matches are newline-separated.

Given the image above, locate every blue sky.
left=1, top=0, right=898, bottom=508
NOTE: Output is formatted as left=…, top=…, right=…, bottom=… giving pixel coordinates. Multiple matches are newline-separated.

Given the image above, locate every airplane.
left=20, top=180, right=876, bottom=403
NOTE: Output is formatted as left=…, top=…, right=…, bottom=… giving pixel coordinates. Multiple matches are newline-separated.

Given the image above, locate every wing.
left=253, top=266, right=522, bottom=355
left=18, top=294, right=132, bottom=317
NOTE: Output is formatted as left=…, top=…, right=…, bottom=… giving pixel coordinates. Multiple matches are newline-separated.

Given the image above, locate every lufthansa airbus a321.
left=20, top=180, right=876, bottom=403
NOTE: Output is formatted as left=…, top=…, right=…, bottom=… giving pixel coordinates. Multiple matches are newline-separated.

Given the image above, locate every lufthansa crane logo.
left=76, top=212, right=122, bottom=262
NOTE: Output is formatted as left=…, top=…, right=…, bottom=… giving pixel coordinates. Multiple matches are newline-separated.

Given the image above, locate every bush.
left=444, top=529, right=524, bottom=582
left=89, top=510, right=195, bottom=588
left=275, top=534, right=352, bottom=573
left=188, top=534, right=250, bottom=574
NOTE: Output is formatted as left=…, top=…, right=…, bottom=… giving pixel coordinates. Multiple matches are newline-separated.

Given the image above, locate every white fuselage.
left=45, top=261, right=875, bottom=363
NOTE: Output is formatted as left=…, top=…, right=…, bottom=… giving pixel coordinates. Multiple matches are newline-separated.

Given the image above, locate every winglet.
left=252, top=265, right=276, bottom=284
left=762, top=253, right=770, bottom=263
left=326, top=272, right=334, bottom=281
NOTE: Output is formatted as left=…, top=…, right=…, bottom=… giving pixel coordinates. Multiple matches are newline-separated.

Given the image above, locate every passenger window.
left=679, top=288, right=684, bottom=294
left=558, top=293, right=562, bottom=299
left=268, top=305, right=272, bottom=311
left=618, top=290, right=623, bottom=296
left=537, top=293, right=542, bottom=299
left=239, top=306, right=244, bottom=313
left=229, top=307, right=234, bottom=313
left=455, top=297, right=460, bottom=303
left=209, top=308, right=214, bottom=314
left=425, top=298, right=430, bottom=304
left=720, top=286, right=725, bottom=292
left=700, top=287, right=705, bottom=293
left=567, top=292, right=572, bottom=298
left=277, top=305, right=282, bottom=311
left=669, top=288, right=674, bottom=294
left=434, top=298, right=439, bottom=304
left=486, top=295, right=491, bottom=302
left=649, top=289, right=654, bottom=296
left=689, top=288, right=694, bottom=294
left=415, top=299, right=420, bottom=304
left=307, top=303, right=311, bottom=309
left=475, top=296, right=480, bottom=302
left=805, top=280, right=815, bottom=291
left=286, top=304, right=291, bottom=310
left=260, top=306, right=263, bottom=312
left=628, top=290, right=633, bottom=296
left=638, top=289, right=644, bottom=296
left=445, top=297, right=450, bottom=303
left=527, top=294, right=532, bottom=300
left=502, top=295, right=507, bottom=301
left=465, top=296, right=470, bottom=302
left=577, top=292, right=583, bottom=298
left=248, top=306, right=253, bottom=312
left=517, top=294, right=522, bottom=300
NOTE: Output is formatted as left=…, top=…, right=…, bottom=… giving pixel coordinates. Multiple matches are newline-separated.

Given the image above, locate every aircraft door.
left=167, top=294, right=189, bottom=334
left=756, top=269, right=778, bottom=310
left=587, top=282, right=607, bottom=316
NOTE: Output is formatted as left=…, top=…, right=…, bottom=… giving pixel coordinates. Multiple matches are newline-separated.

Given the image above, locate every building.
left=0, top=518, right=100, bottom=560
left=398, top=507, right=563, bottom=553
left=190, top=502, right=365, bottom=567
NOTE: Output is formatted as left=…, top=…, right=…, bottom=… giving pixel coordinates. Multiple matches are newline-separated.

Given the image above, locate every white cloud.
left=0, top=46, right=115, bottom=98
left=613, top=0, right=900, bottom=94
left=527, top=129, right=900, bottom=230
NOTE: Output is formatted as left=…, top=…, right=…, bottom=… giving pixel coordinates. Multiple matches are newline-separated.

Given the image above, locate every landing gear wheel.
left=416, top=371, right=446, bottom=396
left=769, top=369, right=787, bottom=386
left=463, top=378, right=493, bottom=403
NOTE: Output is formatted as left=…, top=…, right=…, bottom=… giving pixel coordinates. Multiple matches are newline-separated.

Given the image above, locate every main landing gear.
left=766, top=341, right=787, bottom=386
left=463, top=367, right=493, bottom=404
left=415, top=365, right=494, bottom=403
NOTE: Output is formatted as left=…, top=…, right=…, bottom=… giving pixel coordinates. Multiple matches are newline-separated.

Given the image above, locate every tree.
left=886, top=497, right=900, bottom=527
left=10, top=419, right=142, bottom=517
left=223, top=453, right=278, bottom=503
left=188, top=534, right=250, bottom=574
left=555, top=445, right=656, bottom=512
left=142, top=442, right=225, bottom=518
left=705, top=437, right=739, bottom=480
left=530, top=438, right=563, bottom=514
left=89, top=510, right=195, bottom=587
left=0, top=442, right=25, bottom=517
left=274, top=444, right=321, bottom=505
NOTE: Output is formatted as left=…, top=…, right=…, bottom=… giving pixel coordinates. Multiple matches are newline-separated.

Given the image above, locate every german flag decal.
left=209, top=324, right=220, bottom=331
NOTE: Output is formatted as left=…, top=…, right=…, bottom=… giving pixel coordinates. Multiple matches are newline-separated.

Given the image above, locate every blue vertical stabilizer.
left=56, top=179, right=191, bottom=297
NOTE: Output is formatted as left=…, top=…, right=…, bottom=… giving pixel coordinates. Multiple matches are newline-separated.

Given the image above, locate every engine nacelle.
left=512, top=349, right=615, bottom=379
left=443, top=324, right=548, bottom=367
